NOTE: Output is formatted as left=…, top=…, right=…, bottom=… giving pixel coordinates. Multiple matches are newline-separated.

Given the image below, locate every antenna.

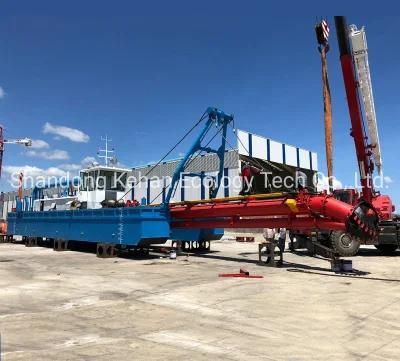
left=97, top=135, right=115, bottom=166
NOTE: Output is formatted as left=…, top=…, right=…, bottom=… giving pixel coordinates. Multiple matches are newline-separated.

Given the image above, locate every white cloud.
left=58, top=156, right=101, bottom=173
left=26, top=149, right=70, bottom=160
left=0, top=86, right=5, bottom=99
left=30, top=139, right=50, bottom=149
left=384, top=176, right=393, bottom=184
left=58, top=163, right=82, bottom=172
left=81, top=156, right=97, bottom=167
left=316, top=174, right=343, bottom=192
left=3, top=154, right=105, bottom=190
left=3, top=165, right=67, bottom=178
left=2, top=162, right=84, bottom=186
left=2, top=165, right=69, bottom=189
left=43, top=122, right=89, bottom=143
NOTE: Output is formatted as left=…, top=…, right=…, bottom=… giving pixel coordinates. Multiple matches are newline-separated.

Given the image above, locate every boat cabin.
left=78, top=165, right=130, bottom=209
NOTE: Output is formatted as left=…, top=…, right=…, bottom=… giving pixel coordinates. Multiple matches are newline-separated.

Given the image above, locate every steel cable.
left=118, top=110, right=208, bottom=201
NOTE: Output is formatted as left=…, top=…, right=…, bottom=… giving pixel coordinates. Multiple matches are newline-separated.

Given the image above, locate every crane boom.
left=4, top=138, right=32, bottom=146
left=0, top=126, right=32, bottom=178
left=334, top=16, right=374, bottom=202
left=348, top=24, right=382, bottom=174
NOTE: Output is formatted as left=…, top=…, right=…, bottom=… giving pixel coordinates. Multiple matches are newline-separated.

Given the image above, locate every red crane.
left=335, top=16, right=375, bottom=202
left=334, top=16, right=399, bottom=253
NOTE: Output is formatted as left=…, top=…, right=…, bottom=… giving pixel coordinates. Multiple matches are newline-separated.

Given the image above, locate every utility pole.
left=315, top=19, right=334, bottom=193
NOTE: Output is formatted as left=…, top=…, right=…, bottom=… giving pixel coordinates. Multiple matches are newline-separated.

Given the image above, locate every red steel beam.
left=170, top=194, right=351, bottom=222
left=172, top=217, right=345, bottom=231
left=170, top=192, right=378, bottom=239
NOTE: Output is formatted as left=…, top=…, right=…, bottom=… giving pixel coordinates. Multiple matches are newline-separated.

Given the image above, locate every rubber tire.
left=331, top=231, right=360, bottom=257
left=374, top=244, right=398, bottom=255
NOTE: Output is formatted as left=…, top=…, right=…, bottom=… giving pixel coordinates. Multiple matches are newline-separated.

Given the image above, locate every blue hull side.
left=170, top=228, right=224, bottom=241
left=7, top=207, right=171, bottom=246
left=7, top=208, right=223, bottom=246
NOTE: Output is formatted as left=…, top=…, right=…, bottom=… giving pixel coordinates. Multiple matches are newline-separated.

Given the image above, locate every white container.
left=169, top=250, right=177, bottom=260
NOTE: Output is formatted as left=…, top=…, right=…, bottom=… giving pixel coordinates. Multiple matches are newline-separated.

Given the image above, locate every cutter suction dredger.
left=170, top=191, right=379, bottom=242
left=7, top=107, right=379, bottom=252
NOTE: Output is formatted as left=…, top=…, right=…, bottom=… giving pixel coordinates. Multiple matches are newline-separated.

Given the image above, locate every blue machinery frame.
left=165, top=107, right=233, bottom=203
left=7, top=107, right=233, bottom=246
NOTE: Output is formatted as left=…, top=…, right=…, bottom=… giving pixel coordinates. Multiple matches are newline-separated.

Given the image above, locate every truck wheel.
left=374, top=244, right=398, bottom=254
left=331, top=231, right=360, bottom=257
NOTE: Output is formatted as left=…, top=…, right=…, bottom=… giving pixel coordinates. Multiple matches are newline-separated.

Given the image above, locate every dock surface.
left=1, top=240, right=400, bottom=360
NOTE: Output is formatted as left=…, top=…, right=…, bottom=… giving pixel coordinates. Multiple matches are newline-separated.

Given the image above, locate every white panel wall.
left=213, top=171, right=226, bottom=199
left=163, top=177, right=180, bottom=203
left=236, top=129, right=318, bottom=171
left=130, top=169, right=238, bottom=203
left=2, top=202, right=7, bottom=219
left=134, top=176, right=183, bottom=204
left=2, top=198, right=30, bottom=219
left=237, top=129, right=249, bottom=156
left=269, top=140, right=283, bottom=164
left=133, top=180, right=148, bottom=204
left=285, top=145, right=297, bottom=167
left=311, top=152, right=318, bottom=171
left=149, top=177, right=164, bottom=204
left=251, top=135, right=267, bottom=160
left=172, top=178, right=183, bottom=203
left=182, top=174, right=202, bottom=202
left=299, top=149, right=310, bottom=169
left=228, top=168, right=241, bottom=197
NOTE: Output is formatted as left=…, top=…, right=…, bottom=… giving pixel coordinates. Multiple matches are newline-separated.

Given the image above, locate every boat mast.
left=97, top=135, right=114, bottom=166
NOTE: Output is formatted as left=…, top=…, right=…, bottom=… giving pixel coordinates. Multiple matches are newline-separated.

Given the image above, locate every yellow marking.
left=284, top=199, right=299, bottom=212
left=171, top=192, right=291, bottom=206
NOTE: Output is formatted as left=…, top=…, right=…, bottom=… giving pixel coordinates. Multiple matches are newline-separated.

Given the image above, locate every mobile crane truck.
left=332, top=16, right=399, bottom=255
left=291, top=17, right=399, bottom=257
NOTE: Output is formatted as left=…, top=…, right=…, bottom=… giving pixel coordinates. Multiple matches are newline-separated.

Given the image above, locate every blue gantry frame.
left=165, top=107, right=234, bottom=204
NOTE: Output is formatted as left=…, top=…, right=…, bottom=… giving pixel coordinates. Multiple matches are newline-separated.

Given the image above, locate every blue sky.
left=0, top=3, right=399, bottom=205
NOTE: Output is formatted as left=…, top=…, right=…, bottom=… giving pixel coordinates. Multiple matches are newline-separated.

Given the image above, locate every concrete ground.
left=1, top=239, right=400, bottom=361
